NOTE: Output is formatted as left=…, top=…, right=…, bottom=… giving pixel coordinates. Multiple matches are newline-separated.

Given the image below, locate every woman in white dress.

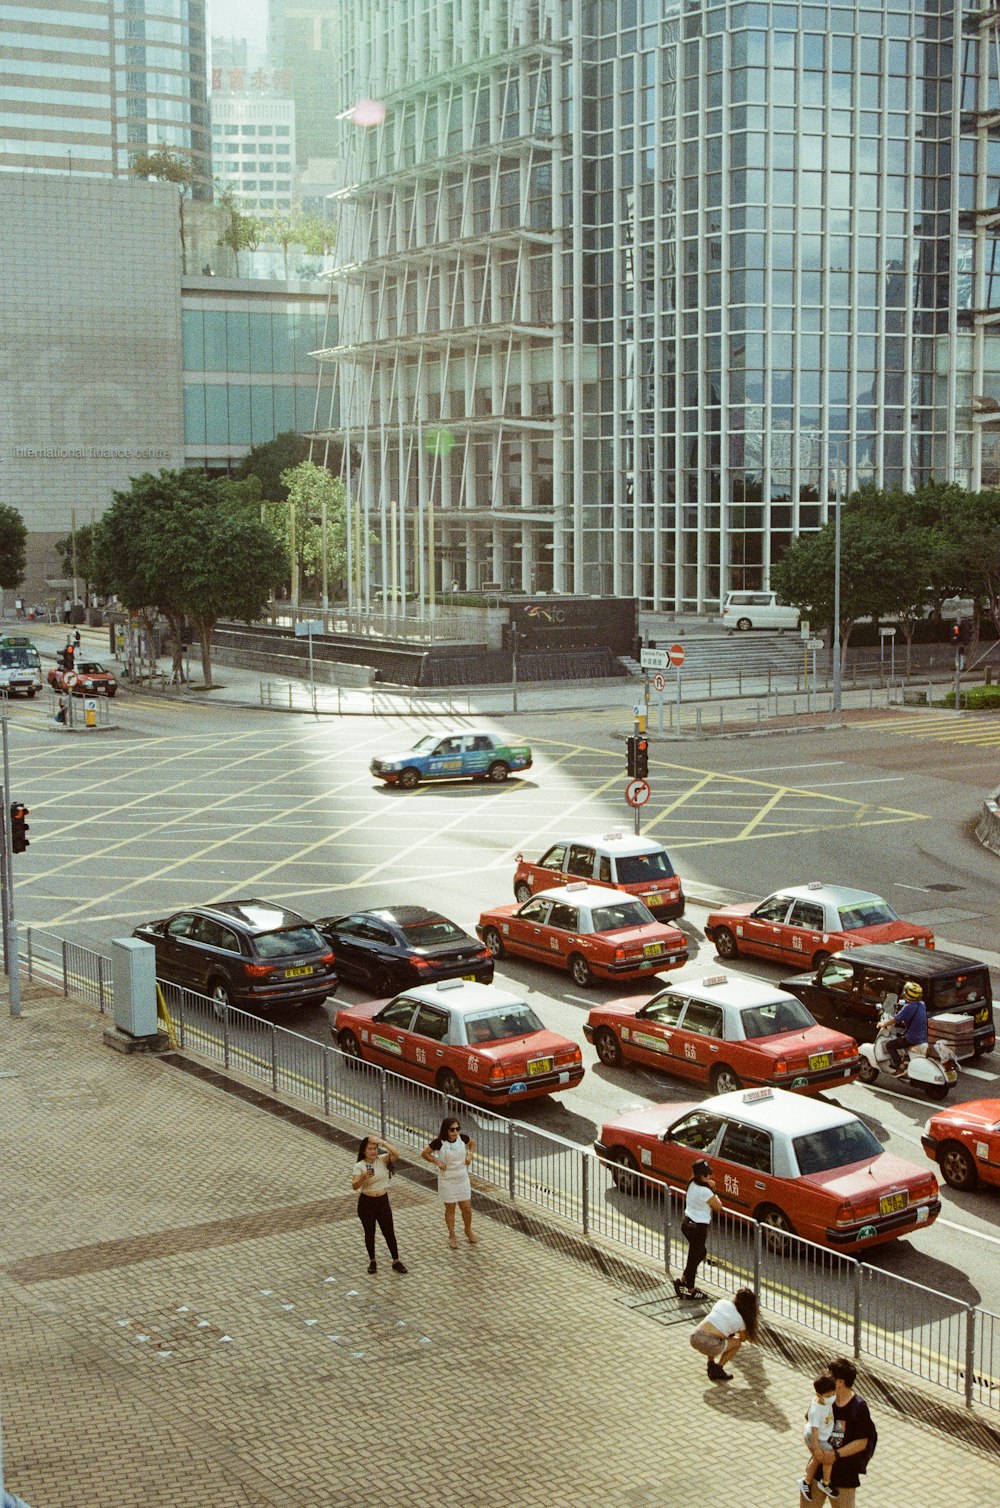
left=422, top=1114, right=478, bottom=1248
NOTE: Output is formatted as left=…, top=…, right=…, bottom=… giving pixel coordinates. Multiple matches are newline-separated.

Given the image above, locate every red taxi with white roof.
left=333, top=979, right=583, bottom=1107
left=583, top=973, right=860, bottom=1095
left=705, top=883, right=934, bottom=970
left=476, top=882, right=688, bottom=988
left=921, top=1099, right=1000, bottom=1192
left=512, top=831, right=684, bottom=918
left=596, top=1086, right=941, bottom=1252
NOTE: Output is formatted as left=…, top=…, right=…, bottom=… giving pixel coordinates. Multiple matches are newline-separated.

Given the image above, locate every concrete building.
left=316, top=0, right=1000, bottom=611
left=0, top=0, right=211, bottom=194
left=0, top=174, right=332, bottom=602
left=267, top=0, right=338, bottom=169
left=210, top=90, right=296, bottom=213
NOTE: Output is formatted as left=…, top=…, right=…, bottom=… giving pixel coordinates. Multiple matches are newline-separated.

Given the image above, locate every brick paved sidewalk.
left=1, top=983, right=998, bottom=1508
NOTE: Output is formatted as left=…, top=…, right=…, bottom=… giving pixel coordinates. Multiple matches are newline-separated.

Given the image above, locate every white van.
left=721, top=591, right=799, bottom=632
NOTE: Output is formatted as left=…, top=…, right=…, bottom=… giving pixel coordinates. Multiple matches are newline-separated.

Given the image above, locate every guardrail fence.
left=20, top=924, right=1000, bottom=1413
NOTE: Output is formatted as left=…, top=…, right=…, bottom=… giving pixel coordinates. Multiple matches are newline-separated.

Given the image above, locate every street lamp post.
left=831, top=447, right=843, bottom=715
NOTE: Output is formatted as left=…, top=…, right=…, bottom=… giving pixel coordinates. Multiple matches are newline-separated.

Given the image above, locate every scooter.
left=857, top=1015, right=958, bottom=1101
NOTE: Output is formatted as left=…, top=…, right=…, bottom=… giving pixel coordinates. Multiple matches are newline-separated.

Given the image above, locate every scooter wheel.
left=923, top=1081, right=951, bottom=1102
left=857, top=1057, right=880, bottom=1085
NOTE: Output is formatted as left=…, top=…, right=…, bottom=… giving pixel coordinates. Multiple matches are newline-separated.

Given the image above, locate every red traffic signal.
left=627, top=735, right=649, bottom=779
left=951, top=620, right=972, bottom=648
left=10, top=802, right=29, bottom=854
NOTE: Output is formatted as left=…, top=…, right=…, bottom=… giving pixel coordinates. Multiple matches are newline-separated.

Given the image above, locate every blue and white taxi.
left=370, top=730, right=532, bottom=789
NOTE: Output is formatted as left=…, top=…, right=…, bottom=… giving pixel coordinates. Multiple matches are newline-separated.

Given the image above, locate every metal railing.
left=20, top=924, right=1000, bottom=1413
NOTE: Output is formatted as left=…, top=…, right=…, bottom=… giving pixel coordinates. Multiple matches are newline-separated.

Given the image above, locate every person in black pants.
left=352, top=1133, right=408, bottom=1275
left=675, top=1157, right=723, bottom=1300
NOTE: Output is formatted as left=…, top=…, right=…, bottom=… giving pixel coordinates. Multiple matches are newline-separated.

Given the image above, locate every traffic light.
left=634, top=736, right=649, bottom=779
left=626, top=734, right=638, bottom=776
left=951, top=621, right=972, bottom=649
left=10, top=802, right=29, bottom=854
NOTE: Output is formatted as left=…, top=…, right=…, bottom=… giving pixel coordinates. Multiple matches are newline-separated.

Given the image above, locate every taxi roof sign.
left=742, top=1087, right=774, bottom=1103
left=564, top=881, right=588, bottom=891
left=807, top=881, right=823, bottom=890
left=435, top=979, right=465, bottom=991
left=701, top=974, right=728, bottom=988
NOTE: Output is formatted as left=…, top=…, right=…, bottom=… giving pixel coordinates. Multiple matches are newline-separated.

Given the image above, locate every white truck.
left=721, top=591, right=800, bottom=632
left=0, top=634, right=43, bottom=696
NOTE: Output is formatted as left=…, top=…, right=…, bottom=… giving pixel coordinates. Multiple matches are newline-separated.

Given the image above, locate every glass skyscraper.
left=0, top=0, right=211, bottom=192
left=316, top=0, right=999, bottom=610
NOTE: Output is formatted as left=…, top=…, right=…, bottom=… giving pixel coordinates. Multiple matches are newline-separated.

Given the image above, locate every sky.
left=208, top=0, right=269, bottom=51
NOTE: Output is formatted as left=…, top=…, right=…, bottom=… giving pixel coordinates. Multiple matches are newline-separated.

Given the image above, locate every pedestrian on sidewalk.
left=689, top=1287, right=759, bottom=1382
left=422, top=1113, right=477, bottom=1248
left=800, top=1358, right=875, bottom=1507
left=674, top=1157, right=722, bottom=1299
left=798, top=1372, right=839, bottom=1502
left=352, top=1133, right=408, bottom=1275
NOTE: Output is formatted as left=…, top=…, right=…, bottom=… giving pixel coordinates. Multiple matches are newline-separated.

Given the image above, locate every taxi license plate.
left=528, top=1057, right=553, bottom=1076
left=643, top=942, right=664, bottom=958
left=646, top=893, right=663, bottom=906
left=976, top=1007, right=989, bottom=1024
left=284, top=965, right=315, bottom=978
left=463, top=974, right=477, bottom=981
left=808, top=1052, right=831, bottom=1071
left=879, top=1192, right=908, bottom=1216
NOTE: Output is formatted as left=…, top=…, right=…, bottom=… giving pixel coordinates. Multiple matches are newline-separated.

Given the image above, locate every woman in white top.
left=689, top=1288, right=759, bottom=1381
left=351, top=1133, right=408, bottom=1275
left=422, top=1114, right=478, bottom=1248
left=675, top=1157, right=723, bottom=1300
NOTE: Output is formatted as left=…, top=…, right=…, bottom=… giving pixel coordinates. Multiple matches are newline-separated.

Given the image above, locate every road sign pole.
left=632, top=711, right=641, bottom=834
left=659, top=688, right=664, bottom=735
left=676, top=666, right=682, bottom=734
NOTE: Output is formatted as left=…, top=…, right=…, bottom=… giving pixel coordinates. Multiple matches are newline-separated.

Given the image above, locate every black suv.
left=783, top=943, right=995, bottom=1057
left=134, top=900, right=337, bottom=1012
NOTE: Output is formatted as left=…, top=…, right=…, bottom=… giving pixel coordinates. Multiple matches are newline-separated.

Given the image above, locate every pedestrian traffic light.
left=626, top=734, right=638, bottom=776
left=10, top=802, right=29, bottom=853
left=634, top=736, right=649, bottom=779
left=960, top=619, right=972, bottom=648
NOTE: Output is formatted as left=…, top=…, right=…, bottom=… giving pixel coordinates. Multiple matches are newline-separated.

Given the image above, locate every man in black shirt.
left=799, top=1357, right=873, bottom=1506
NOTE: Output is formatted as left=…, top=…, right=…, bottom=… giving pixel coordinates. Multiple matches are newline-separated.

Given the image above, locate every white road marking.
left=800, top=777, right=906, bottom=787
left=937, top=1218, right=1000, bottom=1249
left=960, top=1066, right=999, bottom=1081
left=736, top=761, right=845, bottom=774
left=895, top=884, right=930, bottom=892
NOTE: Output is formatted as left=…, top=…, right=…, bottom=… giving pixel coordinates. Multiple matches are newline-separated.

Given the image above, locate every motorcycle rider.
left=886, top=980, right=929, bottom=1077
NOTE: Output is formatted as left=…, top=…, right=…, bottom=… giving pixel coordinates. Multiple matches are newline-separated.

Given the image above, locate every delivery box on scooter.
left=782, top=943, right=995, bottom=1058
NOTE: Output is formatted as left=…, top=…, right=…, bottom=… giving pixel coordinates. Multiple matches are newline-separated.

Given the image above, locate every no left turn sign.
left=626, top=778, right=650, bottom=808
left=63, top=672, right=79, bottom=688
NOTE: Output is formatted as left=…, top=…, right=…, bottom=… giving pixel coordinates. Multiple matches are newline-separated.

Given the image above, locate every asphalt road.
left=5, top=687, right=1000, bottom=1314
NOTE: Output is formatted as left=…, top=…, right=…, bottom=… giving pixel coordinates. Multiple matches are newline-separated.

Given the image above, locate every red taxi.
left=583, top=974, right=859, bottom=1095
left=477, top=882, right=688, bottom=989
left=705, top=883, right=934, bottom=970
left=596, top=1087, right=940, bottom=1252
left=921, top=1100, right=1000, bottom=1192
left=48, top=660, right=118, bottom=697
left=513, top=831, right=684, bottom=918
left=333, top=979, right=584, bottom=1107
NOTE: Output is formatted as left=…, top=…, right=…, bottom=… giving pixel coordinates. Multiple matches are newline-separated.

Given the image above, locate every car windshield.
left=1, top=646, right=40, bottom=669
left=591, top=899, right=655, bottom=931
left=935, top=971, right=989, bottom=1010
left=740, top=999, right=815, bottom=1037
left=838, top=900, right=899, bottom=929
left=616, top=850, right=675, bottom=883
left=793, top=1121, right=883, bottom=1175
left=401, top=916, right=465, bottom=946
left=410, top=735, right=438, bottom=752
left=254, top=926, right=326, bottom=958
left=464, top=1004, right=544, bottom=1041
left=79, top=662, right=106, bottom=674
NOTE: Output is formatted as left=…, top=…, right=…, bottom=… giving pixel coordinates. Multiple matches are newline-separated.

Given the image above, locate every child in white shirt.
left=799, top=1373, right=839, bottom=1501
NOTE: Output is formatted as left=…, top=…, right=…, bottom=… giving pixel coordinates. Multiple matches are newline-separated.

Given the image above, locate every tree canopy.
left=234, top=431, right=350, bottom=502
left=0, top=503, right=27, bottom=590
left=95, top=468, right=287, bottom=687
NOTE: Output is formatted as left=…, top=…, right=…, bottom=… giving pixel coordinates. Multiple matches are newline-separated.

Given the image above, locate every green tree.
left=216, top=188, right=262, bottom=276
left=264, top=211, right=299, bottom=280
left=96, top=468, right=286, bottom=686
left=268, top=460, right=347, bottom=602
left=297, top=212, right=337, bottom=258
left=0, top=503, right=27, bottom=590
left=235, top=432, right=351, bottom=503
left=54, top=523, right=98, bottom=596
left=130, top=145, right=195, bottom=273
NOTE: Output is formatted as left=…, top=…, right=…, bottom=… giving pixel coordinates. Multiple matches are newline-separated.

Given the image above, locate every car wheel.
left=923, top=1080, right=951, bottom=1102
left=594, top=1027, right=624, bottom=1068
left=338, top=1029, right=362, bottom=1063
left=711, top=1064, right=742, bottom=1095
left=937, top=1141, right=978, bottom=1191
left=209, top=979, right=232, bottom=1019
left=714, top=927, right=739, bottom=960
left=482, top=925, right=505, bottom=960
left=369, top=966, right=395, bottom=997
left=26, top=687, right=36, bottom=698
left=607, top=1147, right=643, bottom=1196
left=811, top=951, right=831, bottom=970
left=857, top=1056, right=879, bottom=1085
left=569, top=953, right=593, bottom=988
left=398, top=767, right=420, bottom=790
left=437, top=1068, right=464, bottom=1101
left=514, top=881, right=533, bottom=904
left=736, top=617, right=752, bottom=631
left=757, top=1205, right=795, bottom=1253
left=487, top=760, right=510, bottom=783
left=107, top=689, right=116, bottom=699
